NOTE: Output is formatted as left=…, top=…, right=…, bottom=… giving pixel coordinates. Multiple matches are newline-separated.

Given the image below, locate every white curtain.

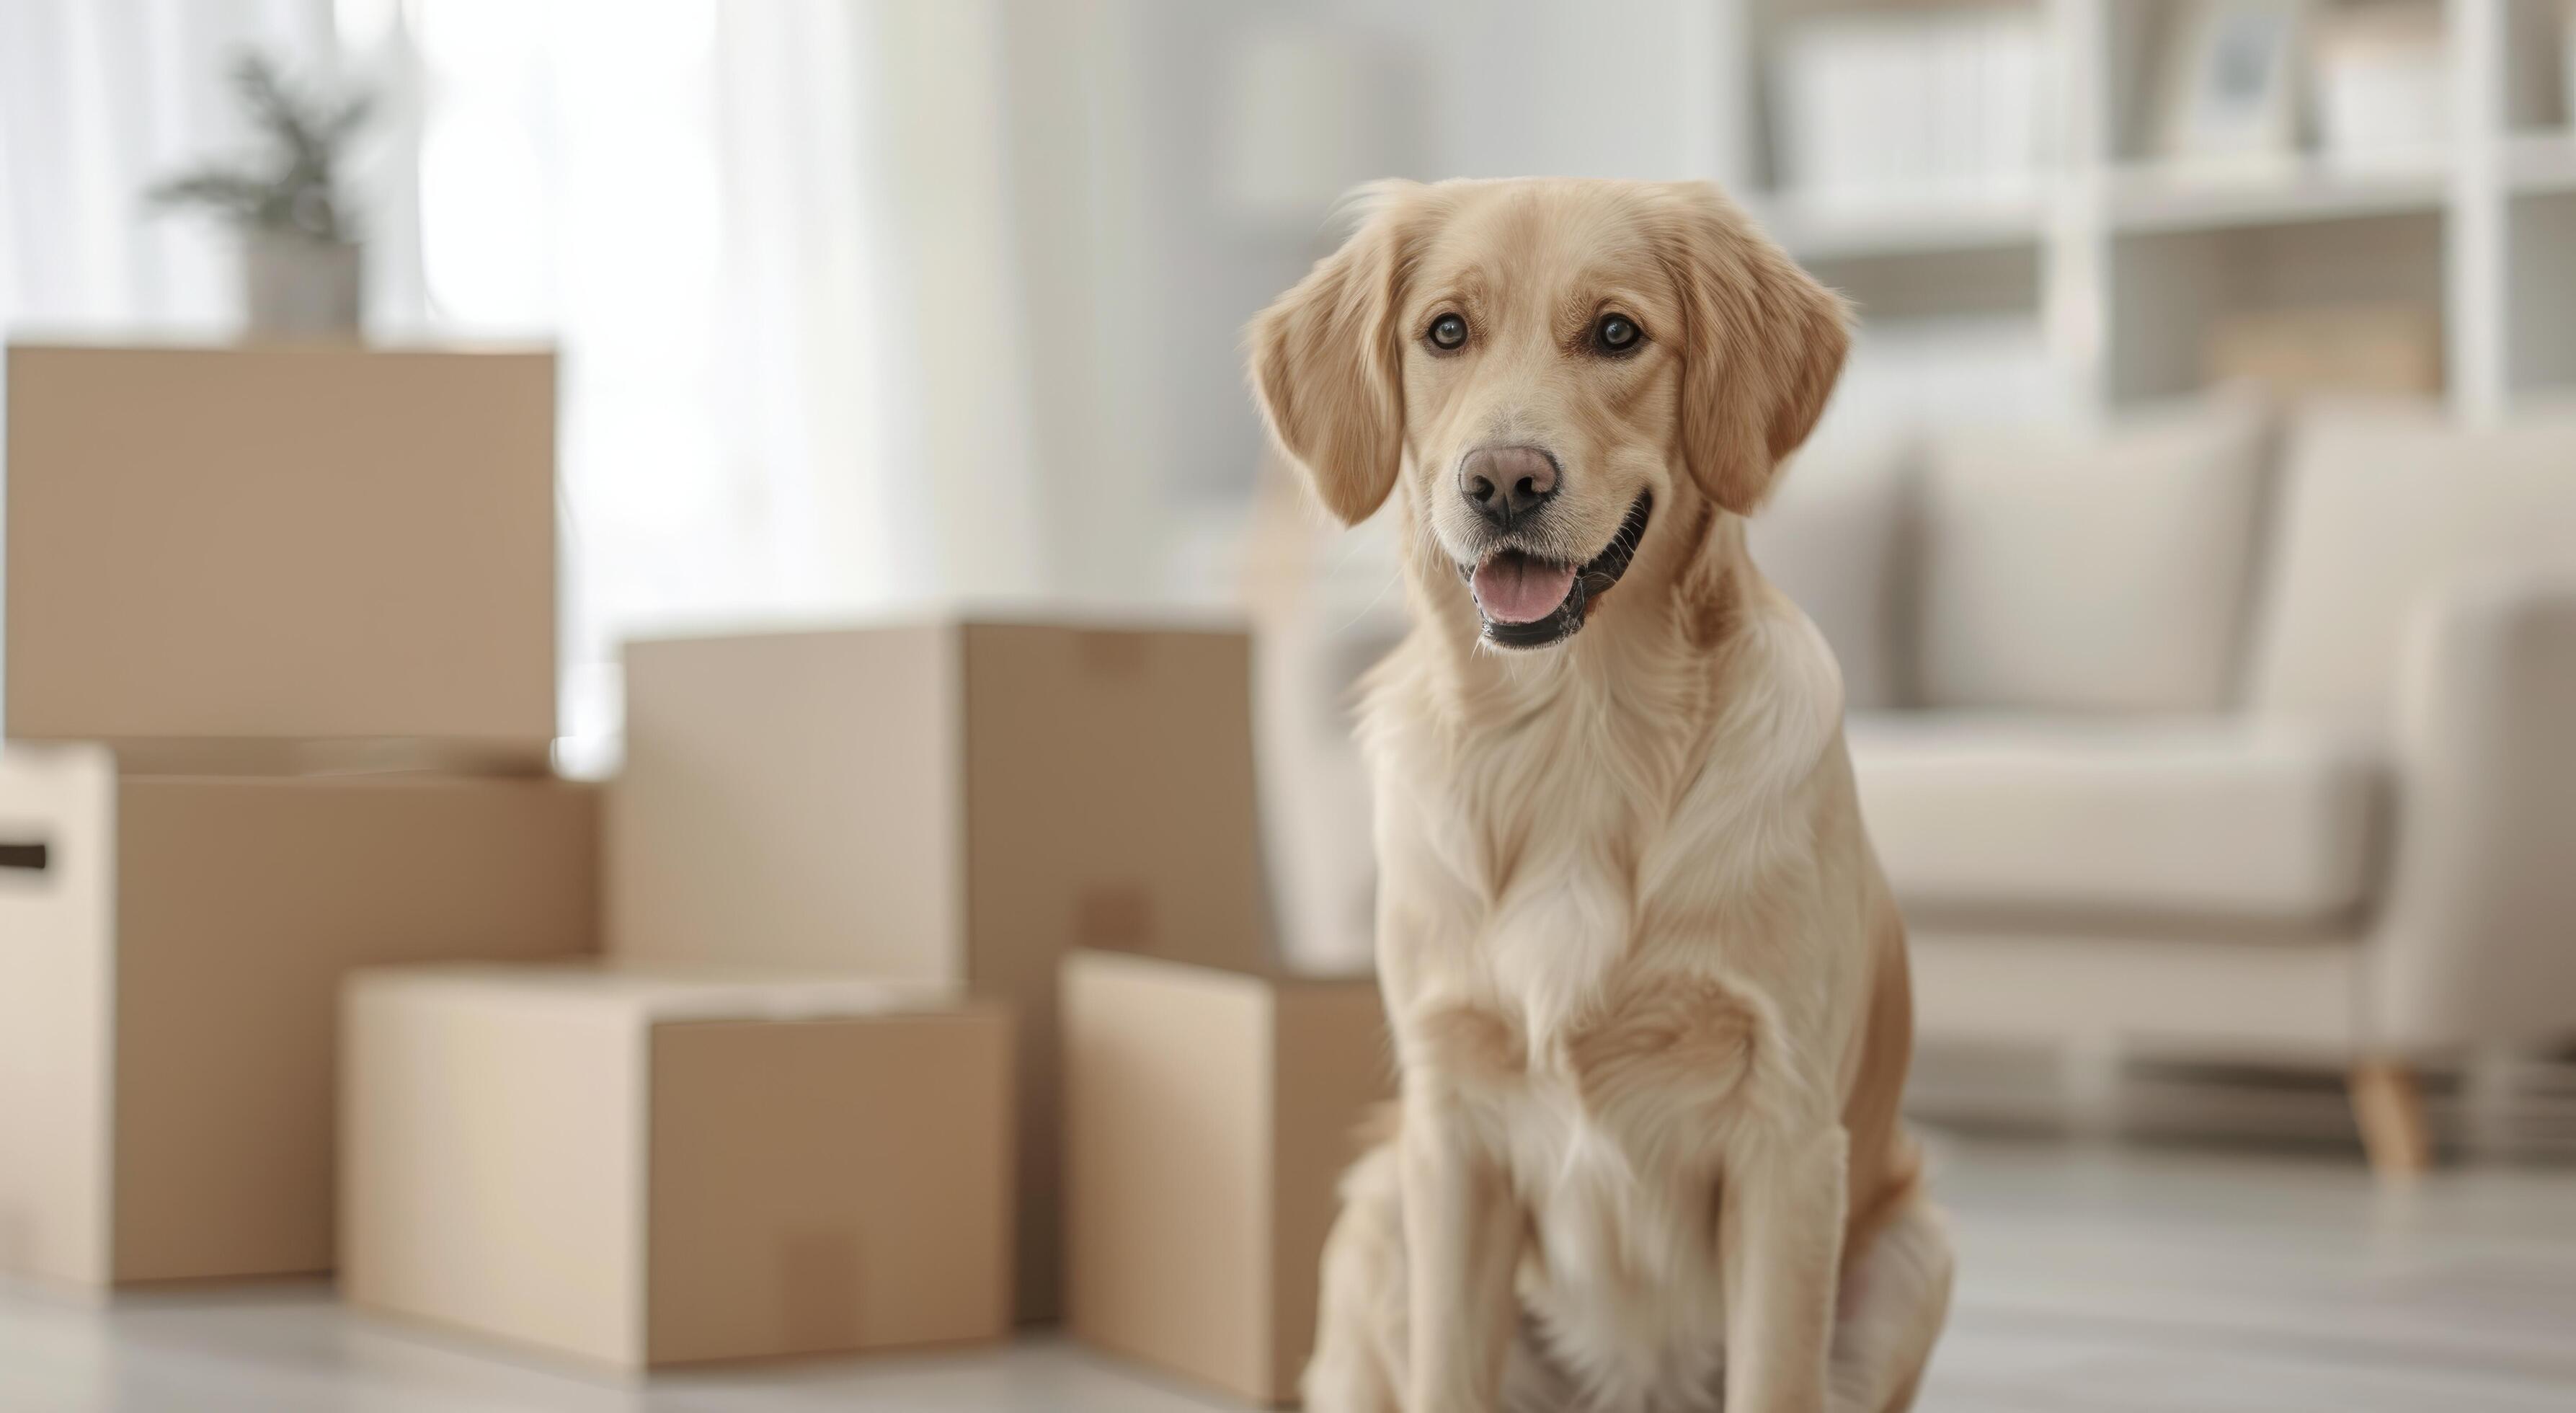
left=396, top=0, right=931, bottom=765
left=0, top=0, right=1054, bottom=763
left=0, top=0, right=338, bottom=331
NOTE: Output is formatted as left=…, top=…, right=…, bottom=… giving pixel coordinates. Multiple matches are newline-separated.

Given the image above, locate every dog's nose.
left=1459, top=446, right=1559, bottom=529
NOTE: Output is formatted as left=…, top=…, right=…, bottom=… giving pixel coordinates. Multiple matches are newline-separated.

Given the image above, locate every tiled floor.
left=5, top=1135, right=2574, bottom=1411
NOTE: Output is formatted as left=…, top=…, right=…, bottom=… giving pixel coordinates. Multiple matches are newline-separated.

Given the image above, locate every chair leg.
left=2349, top=1060, right=2433, bottom=1179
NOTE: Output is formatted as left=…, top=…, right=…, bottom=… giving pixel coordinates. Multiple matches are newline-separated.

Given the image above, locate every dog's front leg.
left=1720, top=1127, right=1849, bottom=1413
left=1400, top=1094, right=1519, bottom=1413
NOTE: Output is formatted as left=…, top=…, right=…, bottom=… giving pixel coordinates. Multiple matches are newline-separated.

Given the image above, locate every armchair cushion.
left=1914, top=394, right=2273, bottom=712
left=1849, top=714, right=2384, bottom=928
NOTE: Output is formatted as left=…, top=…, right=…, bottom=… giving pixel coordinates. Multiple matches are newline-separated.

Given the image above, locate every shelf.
left=1756, top=187, right=2045, bottom=262
left=1711, top=2, right=2572, bottom=420
left=2107, top=156, right=2448, bottom=234
left=2505, top=130, right=2576, bottom=195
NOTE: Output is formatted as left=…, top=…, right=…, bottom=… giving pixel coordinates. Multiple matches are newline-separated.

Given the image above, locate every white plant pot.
left=243, top=231, right=363, bottom=339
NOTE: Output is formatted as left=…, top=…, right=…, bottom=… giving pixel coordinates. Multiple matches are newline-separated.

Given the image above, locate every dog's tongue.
left=1472, top=556, right=1577, bottom=624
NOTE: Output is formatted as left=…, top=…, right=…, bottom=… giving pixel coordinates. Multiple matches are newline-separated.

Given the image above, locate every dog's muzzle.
left=1462, top=492, right=1653, bottom=649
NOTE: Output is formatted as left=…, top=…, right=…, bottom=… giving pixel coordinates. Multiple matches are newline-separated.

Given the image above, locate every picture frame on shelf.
left=2152, top=0, right=2306, bottom=167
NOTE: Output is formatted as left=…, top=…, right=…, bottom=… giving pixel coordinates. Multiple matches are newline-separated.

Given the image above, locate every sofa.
left=1754, top=394, right=2576, bottom=1174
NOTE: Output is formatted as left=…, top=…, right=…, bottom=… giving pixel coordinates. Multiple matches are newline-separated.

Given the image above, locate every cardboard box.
left=2204, top=304, right=2442, bottom=400
left=0, top=745, right=597, bottom=1288
left=341, top=965, right=1014, bottom=1368
left=1062, top=950, right=1391, bottom=1405
left=4, top=344, right=556, bottom=761
left=610, top=619, right=1270, bottom=1319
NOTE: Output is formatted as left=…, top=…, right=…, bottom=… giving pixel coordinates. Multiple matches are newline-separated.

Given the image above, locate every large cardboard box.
left=0, top=745, right=597, bottom=1288
left=4, top=344, right=556, bottom=761
left=1062, top=950, right=1392, bottom=1405
left=342, top=965, right=1014, bottom=1368
left=610, top=619, right=1270, bottom=1319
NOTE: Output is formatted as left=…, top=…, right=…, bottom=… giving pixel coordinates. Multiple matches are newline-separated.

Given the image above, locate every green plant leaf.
left=147, top=47, right=374, bottom=239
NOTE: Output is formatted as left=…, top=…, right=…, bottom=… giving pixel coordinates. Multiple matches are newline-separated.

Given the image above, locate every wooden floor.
left=4, top=1135, right=2573, bottom=1411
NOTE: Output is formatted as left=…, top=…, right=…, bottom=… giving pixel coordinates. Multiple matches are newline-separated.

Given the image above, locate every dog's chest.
left=1405, top=807, right=1768, bottom=1398
left=1398, top=729, right=1782, bottom=1141
left=1492, top=1003, right=1745, bottom=1409
left=1387, top=715, right=1803, bottom=1406
left=1432, top=946, right=1757, bottom=1409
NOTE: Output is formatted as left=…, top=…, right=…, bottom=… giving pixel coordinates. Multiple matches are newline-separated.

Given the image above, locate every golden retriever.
left=1247, top=178, right=1952, bottom=1413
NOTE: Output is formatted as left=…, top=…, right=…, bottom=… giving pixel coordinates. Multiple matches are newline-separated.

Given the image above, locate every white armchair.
left=1752, top=399, right=2576, bottom=1176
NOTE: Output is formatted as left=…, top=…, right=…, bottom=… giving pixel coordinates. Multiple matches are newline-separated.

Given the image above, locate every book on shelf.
left=1773, top=6, right=2045, bottom=211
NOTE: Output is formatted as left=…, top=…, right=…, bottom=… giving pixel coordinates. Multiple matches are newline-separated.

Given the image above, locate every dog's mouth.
left=1461, top=492, right=1653, bottom=650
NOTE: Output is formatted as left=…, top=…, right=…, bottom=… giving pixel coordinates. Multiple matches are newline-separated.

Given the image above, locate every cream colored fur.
left=1249, top=178, right=1952, bottom=1413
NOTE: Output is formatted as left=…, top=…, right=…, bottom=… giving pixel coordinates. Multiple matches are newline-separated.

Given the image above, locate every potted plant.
left=149, top=52, right=373, bottom=338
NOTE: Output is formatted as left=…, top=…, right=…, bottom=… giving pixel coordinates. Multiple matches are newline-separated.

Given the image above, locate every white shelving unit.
left=1157, top=0, right=2576, bottom=606
left=2101, top=158, right=2448, bottom=232
left=1710, top=0, right=2576, bottom=425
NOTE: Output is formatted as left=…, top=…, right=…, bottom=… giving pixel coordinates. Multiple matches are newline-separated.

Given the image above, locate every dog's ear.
left=1654, top=182, right=1850, bottom=516
left=1248, top=184, right=1420, bottom=525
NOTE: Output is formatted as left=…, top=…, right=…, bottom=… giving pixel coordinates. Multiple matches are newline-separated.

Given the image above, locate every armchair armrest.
left=2367, top=572, right=2576, bottom=1054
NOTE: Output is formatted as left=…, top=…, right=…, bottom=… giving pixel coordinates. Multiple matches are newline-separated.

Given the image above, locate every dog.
left=1247, top=178, right=1953, bottom=1413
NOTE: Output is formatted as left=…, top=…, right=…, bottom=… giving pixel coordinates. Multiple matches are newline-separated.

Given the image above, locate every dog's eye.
left=1426, top=313, right=1468, bottom=351
left=1593, top=313, right=1643, bottom=355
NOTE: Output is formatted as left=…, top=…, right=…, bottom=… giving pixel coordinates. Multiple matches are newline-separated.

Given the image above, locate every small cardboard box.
left=0, top=745, right=597, bottom=1288
left=610, top=619, right=1270, bottom=1319
left=2203, top=304, right=2442, bottom=400
left=341, top=965, right=1015, bottom=1368
left=4, top=344, right=556, bottom=761
left=1062, top=950, right=1391, bottom=1405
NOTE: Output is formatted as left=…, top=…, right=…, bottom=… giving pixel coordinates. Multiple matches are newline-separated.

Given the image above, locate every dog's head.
left=1250, top=179, right=1847, bottom=650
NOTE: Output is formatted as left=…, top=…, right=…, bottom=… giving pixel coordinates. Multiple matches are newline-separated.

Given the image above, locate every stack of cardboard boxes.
left=346, top=616, right=1392, bottom=1383
left=0, top=345, right=598, bottom=1288
left=0, top=341, right=1396, bottom=1404
left=610, top=621, right=1278, bottom=1328
left=346, top=619, right=1287, bottom=1365
left=596, top=619, right=1395, bottom=1398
